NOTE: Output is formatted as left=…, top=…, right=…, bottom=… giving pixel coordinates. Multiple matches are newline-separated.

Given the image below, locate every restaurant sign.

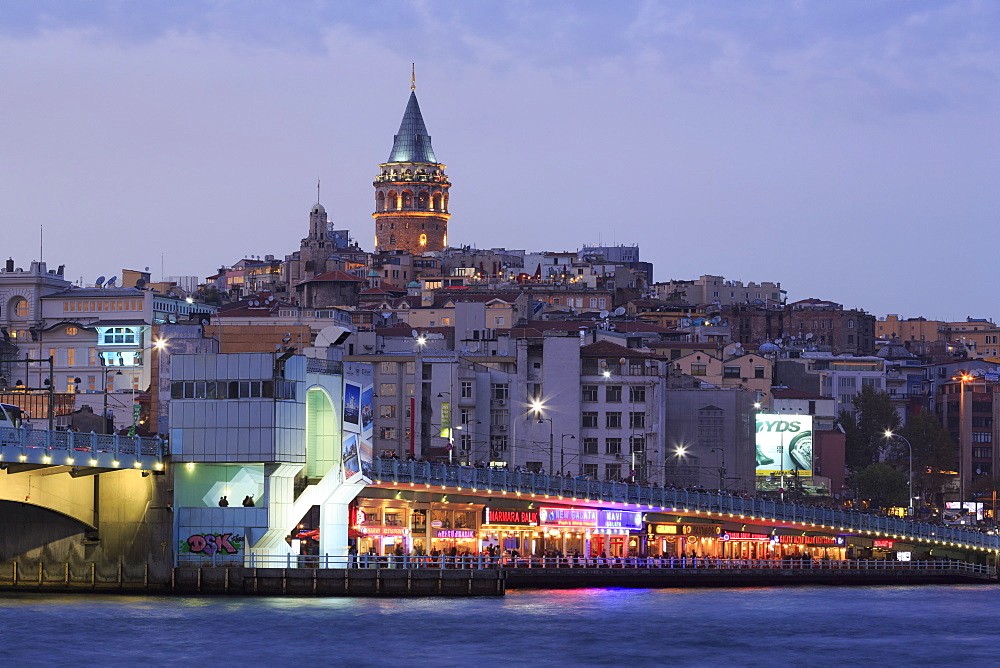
left=482, top=508, right=539, bottom=526
left=436, top=530, right=477, bottom=539
left=357, top=526, right=410, bottom=536
left=775, top=535, right=842, bottom=545
left=720, top=532, right=771, bottom=542
left=873, top=539, right=895, bottom=549
left=539, top=507, right=643, bottom=530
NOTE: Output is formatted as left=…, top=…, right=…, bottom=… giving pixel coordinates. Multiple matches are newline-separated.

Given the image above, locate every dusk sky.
left=1, top=1, right=998, bottom=321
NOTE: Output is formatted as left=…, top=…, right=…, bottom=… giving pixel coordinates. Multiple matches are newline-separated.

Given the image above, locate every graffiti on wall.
left=179, top=533, right=245, bottom=556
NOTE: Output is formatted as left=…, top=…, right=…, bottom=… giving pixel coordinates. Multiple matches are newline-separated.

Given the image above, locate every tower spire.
left=411, top=63, right=415, bottom=91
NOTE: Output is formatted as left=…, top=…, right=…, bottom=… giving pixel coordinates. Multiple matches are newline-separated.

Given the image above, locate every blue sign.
left=598, top=509, right=643, bottom=530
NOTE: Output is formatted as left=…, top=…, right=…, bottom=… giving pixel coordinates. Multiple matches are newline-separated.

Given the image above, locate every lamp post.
left=101, top=367, right=124, bottom=435
left=709, top=447, right=727, bottom=492
left=954, top=372, right=974, bottom=507
left=884, top=430, right=914, bottom=516
left=538, top=417, right=554, bottom=474
left=560, top=433, right=575, bottom=474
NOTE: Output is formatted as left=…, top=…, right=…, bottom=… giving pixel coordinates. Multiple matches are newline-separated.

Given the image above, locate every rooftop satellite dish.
left=411, top=329, right=419, bottom=338
left=95, top=276, right=106, bottom=287
left=775, top=338, right=783, bottom=345
left=613, top=307, right=626, bottom=317
left=106, top=276, right=117, bottom=286
left=726, top=346, right=740, bottom=356
left=599, top=310, right=610, bottom=319
left=135, top=278, right=146, bottom=289
left=805, top=333, right=814, bottom=340
left=144, top=266, right=150, bottom=272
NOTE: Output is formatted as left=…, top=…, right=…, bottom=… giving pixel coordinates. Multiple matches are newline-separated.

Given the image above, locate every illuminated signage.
left=682, top=525, right=722, bottom=536
left=538, top=508, right=643, bottom=530
left=357, top=526, right=410, bottom=536
left=653, top=525, right=679, bottom=535
left=436, top=530, right=476, bottom=539
left=721, top=532, right=771, bottom=542
left=776, top=535, right=841, bottom=545
left=539, top=508, right=599, bottom=528
left=873, top=539, right=895, bottom=549
left=483, top=508, right=539, bottom=526
left=599, top=510, right=643, bottom=530
left=755, top=413, right=813, bottom=476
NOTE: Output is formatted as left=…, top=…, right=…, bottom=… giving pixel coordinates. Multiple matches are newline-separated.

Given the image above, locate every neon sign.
left=539, top=507, right=599, bottom=528
left=721, top=532, right=770, bottom=542
left=483, top=508, right=539, bottom=525
left=436, top=530, right=476, bottom=539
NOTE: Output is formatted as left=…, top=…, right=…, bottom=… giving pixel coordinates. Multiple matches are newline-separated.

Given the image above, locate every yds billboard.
left=755, top=414, right=813, bottom=476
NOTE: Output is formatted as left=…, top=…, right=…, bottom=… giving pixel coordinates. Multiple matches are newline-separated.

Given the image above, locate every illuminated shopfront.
left=538, top=507, right=644, bottom=557
left=719, top=531, right=772, bottom=559
left=480, top=507, right=539, bottom=556
left=429, top=509, right=478, bottom=555
left=773, top=534, right=845, bottom=560
left=647, top=524, right=723, bottom=558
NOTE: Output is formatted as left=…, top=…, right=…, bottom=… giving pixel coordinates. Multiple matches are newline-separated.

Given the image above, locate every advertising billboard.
left=343, top=362, right=374, bottom=484
left=755, top=413, right=813, bottom=476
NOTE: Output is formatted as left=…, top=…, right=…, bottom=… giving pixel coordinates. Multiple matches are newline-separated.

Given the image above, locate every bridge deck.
left=371, top=460, right=1000, bottom=552
left=0, top=426, right=165, bottom=471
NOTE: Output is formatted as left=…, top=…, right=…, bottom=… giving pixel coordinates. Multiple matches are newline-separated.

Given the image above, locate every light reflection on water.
left=0, top=585, right=996, bottom=665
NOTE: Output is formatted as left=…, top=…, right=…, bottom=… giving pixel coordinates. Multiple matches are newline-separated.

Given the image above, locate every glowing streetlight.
left=884, top=430, right=914, bottom=516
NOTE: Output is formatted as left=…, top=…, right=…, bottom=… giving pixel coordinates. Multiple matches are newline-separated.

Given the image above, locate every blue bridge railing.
left=371, top=460, right=1000, bottom=551
left=0, top=426, right=166, bottom=470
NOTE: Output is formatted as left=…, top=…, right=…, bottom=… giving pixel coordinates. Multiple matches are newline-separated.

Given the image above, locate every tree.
left=840, top=386, right=901, bottom=472
left=852, top=463, right=909, bottom=510
left=896, top=411, right=958, bottom=508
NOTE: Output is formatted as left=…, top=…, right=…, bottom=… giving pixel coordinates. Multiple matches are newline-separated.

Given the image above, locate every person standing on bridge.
left=218, top=496, right=229, bottom=507
left=242, top=495, right=255, bottom=507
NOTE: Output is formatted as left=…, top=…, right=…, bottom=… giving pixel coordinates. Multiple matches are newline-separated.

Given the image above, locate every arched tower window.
left=401, top=191, right=413, bottom=209
left=419, top=234, right=427, bottom=246
left=387, top=190, right=398, bottom=210
left=417, top=191, right=429, bottom=210
left=431, top=193, right=442, bottom=211
left=376, top=192, right=385, bottom=211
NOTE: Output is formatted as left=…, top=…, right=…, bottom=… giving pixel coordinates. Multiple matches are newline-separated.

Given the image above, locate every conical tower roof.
left=387, top=91, right=438, bottom=164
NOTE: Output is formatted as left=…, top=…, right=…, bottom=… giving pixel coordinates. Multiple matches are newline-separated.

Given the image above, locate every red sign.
left=873, top=539, right=895, bottom=549
left=357, top=526, right=410, bottom=536
left=483, top=508, right=539, bottom=526
left=777, top=535, right=839, bottom=545
left=721, top=532, right=770, bottom=542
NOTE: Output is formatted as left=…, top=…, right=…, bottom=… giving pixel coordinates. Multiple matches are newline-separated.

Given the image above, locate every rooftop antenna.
left=317, top=179, right=321, bottom=205
left=39, top=224, right=43, bottom=263
left=411, top=63, right=415, bottom=90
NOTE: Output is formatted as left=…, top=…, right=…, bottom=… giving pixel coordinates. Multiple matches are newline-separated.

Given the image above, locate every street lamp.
left=953, top=372, right=974, bottom=506
left=538, top=416, right=554, bottom=474
left=709, top=447, right=728, bottom=491
left=884, top=430, right=914, bottom=516
left=437, top=391, right=453, bottom=464
left=560, top=433, right=575, bottom=474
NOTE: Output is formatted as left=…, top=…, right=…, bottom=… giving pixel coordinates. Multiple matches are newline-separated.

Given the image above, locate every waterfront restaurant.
left=480, top=507, right=539, bottom=556
left=537, top=507, right=644, bottom=558
left=646, top=523, right=724, bottom=558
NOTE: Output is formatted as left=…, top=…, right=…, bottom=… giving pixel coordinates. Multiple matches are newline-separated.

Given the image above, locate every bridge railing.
left=189, top=553, right=994, bottom=576
left=371, top=460, right=1000, bottom=550
left=0, top=425, right=166, bottom=468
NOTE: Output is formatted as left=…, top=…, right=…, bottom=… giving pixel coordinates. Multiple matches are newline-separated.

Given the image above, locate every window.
left=379, top=383, right=397, bottom=396
left=406, top=383, right=414, bottom=396
left=605, top=464, right=622, bottom=480
left=102, top=327, right=136, bottom=345
left=839, top=376, right=856, bottom=388
left=379, top=405, right=396, bottom=418
left=461, top=381, right=473, bottom=399
left=582, top=438, right=598, bottom=454
left=629, top=386, right=646, bottom=403
left=630, top=435, right=645, bottom=453
left=629, top=412, right=646, bottom=429
left=491, top=436, right=508, bottom=452
left=12, top=299, right=28, bottom=317
left=460, top=433, right=472, bottom=451
left=380, top=361, right=397, bottom=374
left=606, top=412, right=622, bottom=429
left=605, top=385, right=622, bottom=402
left=380, top=427, right=397, bottom=440
left=490, top=410, right=507, bottom=426
left=582, top=412, right=598, bottom=428
left=65, top=326, right=78, bottom=336
left=972, top=432, right=993, bottom=443
left=582, top=463, right=598, bottom=479
left=754, top=366, right=765, bottom=379
left=723, top=366, right=741, bottom=379
left=972, top=447, right=992, bottom=459
left=491, top=383, right=509, bottom=401
left=66, top=377, right=78, bottom=393
left=582, top=385, right=598, bottom=402
left=605, top=438, right=622, bottom=455
left=87, top=376, right=96, bottom=392
left=691, top=363, right=707, bottom=377
left=405, top=362, right=415, bottom=375
left=460, top=408, right=471, bottom=424
left=66, top=349, right=76, bottom=366
left=493, top=316, right=505, bottom=327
